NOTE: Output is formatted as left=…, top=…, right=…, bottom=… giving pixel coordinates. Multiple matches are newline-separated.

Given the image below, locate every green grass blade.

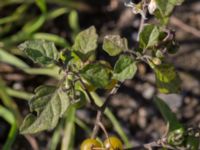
left=3, top=123, right=17, bottom=150
left=22, top=15, right=46, bottom=34
left=0, top=49, right=61, bottom=78
left=5, top=88, right=33, bottom=101
left=49, top=123, right=62, bottom=150
left=24, top=67, right=61, bottom=79
left=61, top=107, right=76, bottom=150
left=104, top=109, right=131, bottom=147
left=35, top=0, right=47, bottom=13
left=32, top=32, right=70, bottom=47
left=0, top=105, right=15, bottom=124
left=75, top=118, right=91, bottom=135
left=0, top=4, right=29, bottom=25
left=0, top=105, right=18, bottom=150
left=0, top=49, right=29, bottom=68
left=0, top=78, right=22, bottom=124
left=47, top=7, right=69, bottom=20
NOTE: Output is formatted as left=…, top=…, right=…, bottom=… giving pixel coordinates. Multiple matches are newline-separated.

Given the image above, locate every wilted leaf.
left=102, top=35, right=128, bottom=56
left=154, top=63, right=181, bottom=93
left=113, top=55, right=137, bottom=82
left=72, top=26, right=98, bottom=54
left=80, top=63, right=111, bottom=88
left=139, top=24, right=160, bottom=49
left=19, top=40, right=58, bottom=65
left=20, top=85, right=70, bottom=134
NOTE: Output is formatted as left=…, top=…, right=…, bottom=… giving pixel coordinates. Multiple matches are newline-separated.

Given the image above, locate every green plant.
left=1, top=0, right=199, bottom=150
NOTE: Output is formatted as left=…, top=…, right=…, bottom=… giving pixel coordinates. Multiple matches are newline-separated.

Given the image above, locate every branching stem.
left=91, top=82, right=122, bottom=139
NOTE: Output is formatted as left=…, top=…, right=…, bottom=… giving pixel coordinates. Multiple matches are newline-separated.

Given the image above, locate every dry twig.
left=170, top=16, right=200, bottom=38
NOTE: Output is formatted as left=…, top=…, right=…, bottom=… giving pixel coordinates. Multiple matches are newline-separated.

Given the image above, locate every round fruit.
left=104, top=136, right=123, bottom=150
left=152, top=57, right=161, bottom=65
left=80, top=138, right=102, bottom=150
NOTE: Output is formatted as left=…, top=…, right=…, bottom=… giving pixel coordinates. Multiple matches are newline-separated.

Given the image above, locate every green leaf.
left=139, top=24, right=160, bottom=49
left=29, top=86, right=57, bottom=114
left=70, top=90, right=87, bottom=109
left=20, top=85, right=70, bottom=134
left=18, top=40, right=59, bottom=65
left=72, top=50, right=96, bottom=62
left=154, top=0, right=184, bottom=24
left=154, top=97, right=185, bottom=146
left=154, top=97, right=184, bottom=132
left=72, top=26, right=98, bottom=54
left=153, top=63, right=181, bottom=94
left=102, top=35, right=128, bottom=56
left=80, top=63, right=111, bottom=89
left=169, top=0, right=185, bottom=5
left=155, top=0, right=174, bottom=17
left=113, top=55, right=137, bottom=82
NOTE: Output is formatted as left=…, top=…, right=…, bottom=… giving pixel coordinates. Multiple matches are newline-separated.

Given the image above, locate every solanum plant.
left=18, top=0, right=200, bottom=149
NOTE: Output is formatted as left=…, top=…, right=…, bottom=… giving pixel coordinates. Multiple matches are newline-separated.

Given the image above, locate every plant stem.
left=91, top=82, right=121, bottom=138
left=137, top=0, right=148, bottom=41
left=74, top=72, right=101, bottom=109
left=91, top=0, right=148, bottom=140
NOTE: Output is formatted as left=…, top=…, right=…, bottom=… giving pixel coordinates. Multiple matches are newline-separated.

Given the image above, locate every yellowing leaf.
left=154, top=63, right=181, bottom=93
